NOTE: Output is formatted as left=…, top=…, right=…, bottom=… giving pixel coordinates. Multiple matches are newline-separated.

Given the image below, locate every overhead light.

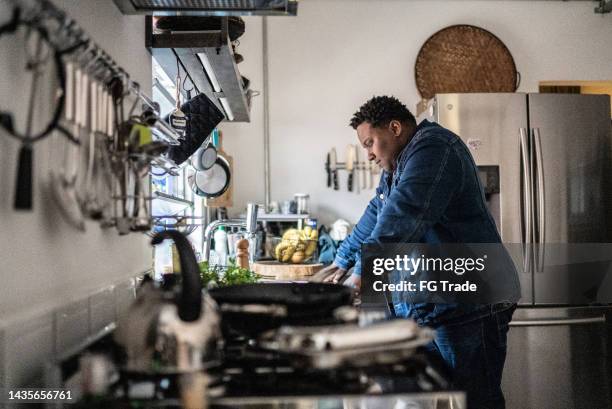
left=197, top=52, right=221, bottom=93
left=197, top=52, right=233, bottom=120
left=219, top=97, right=234, bottom=121
left=112, top=0, right=298, bottom=16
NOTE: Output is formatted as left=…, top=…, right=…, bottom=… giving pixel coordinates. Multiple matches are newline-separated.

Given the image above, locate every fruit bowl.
left=270, top=227, right=319, bottom=264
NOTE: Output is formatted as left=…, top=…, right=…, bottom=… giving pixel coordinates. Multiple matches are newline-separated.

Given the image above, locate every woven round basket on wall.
left=415, top=25, right=519, bottom=100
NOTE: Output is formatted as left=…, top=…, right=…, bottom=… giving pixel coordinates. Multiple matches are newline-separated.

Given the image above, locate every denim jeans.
left=424, top=304, right=516, bottom=409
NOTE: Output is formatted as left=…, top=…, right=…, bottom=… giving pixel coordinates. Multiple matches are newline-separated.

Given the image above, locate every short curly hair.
left=350, top=96, right=416, bottom=130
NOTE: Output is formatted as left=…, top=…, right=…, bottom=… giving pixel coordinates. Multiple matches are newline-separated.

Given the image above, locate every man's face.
left=357, top=121, right=406, bottom=172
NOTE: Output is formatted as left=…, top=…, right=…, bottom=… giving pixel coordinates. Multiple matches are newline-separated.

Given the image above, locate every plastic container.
left=213, top=226, right=228, bottom=267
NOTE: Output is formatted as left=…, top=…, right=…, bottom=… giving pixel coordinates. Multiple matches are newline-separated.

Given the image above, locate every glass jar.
left=294, top=193, right=310, bottom=214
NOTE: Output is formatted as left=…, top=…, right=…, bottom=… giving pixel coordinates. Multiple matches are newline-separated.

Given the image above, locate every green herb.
left=199, top=259, right=260, bottom=288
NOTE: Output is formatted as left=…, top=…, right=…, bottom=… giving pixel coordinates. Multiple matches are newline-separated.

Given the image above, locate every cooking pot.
left=114, top=230, right=221, bottom=374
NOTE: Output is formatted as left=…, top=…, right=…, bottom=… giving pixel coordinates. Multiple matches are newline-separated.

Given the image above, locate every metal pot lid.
left=415, top=24, right=519, bottom=100
left=189, top=156, right=230, bottom=198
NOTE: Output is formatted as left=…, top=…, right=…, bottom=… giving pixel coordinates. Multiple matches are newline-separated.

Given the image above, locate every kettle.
left=114, top=230, right=220, bottom=374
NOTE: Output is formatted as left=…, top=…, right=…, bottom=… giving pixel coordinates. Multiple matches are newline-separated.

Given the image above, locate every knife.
left=360, top=148, right=366, bottom=190
left=346, top=145, right=355, bottom=192
left=330, top=148, right=339, bottom=190
left=367, top=156, right=376, bottom=189
left=364, top=150, right=372, bottom=189
left=325, top=152, right=331, bottom=188
left=354, top=146, right=360, bottom=194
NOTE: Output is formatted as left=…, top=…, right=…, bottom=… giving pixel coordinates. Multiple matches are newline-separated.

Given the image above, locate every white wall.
left=221, top=0, right=612, bottom=226
left=0, top=0, right=151, bottom=323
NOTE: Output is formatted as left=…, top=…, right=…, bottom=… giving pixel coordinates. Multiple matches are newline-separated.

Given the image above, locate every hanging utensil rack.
left=2, top=0, right=186, bottom=235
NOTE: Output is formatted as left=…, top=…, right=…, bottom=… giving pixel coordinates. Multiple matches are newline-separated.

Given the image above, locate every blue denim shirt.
left=334, top=120, right=507, bottom=325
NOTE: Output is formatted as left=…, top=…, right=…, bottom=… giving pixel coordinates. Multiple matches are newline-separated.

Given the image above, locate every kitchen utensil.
left=346, top=145, right=355, bottom=192
left=188, top=155, right=231, bottom=198
left=359, top=148, right=366, bottom=190
left=208, top=282, right=354, bottom=337
left=0, top=12, right=70, bottom=210
left=330, top=147, right=338, bottom=190
left=415, top=25, right=519, bottom=101
left=81, top=79, right=104, bottom=219
left=169, top=60, right=187, bottom=133
left=166, top=93, right=225, bottom=166
left=14, top=31, right=45, bottom=210
left=114, top=230, right=221, bottom=374
left=325, top=152, right=331, bottom=187
left=128, top=122, right=168, bottom=231
left=364, top=151, right=372, bottom=189
left=258, top=320, right=435, bottom=370
left=191, top=140, right=217, bottom=171
left=51, top=62, right=85, bottom=231
left=130, top=160, right=151, bottom=231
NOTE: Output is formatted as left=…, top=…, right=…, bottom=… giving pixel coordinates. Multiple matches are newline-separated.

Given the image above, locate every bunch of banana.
left=275, top=226, right=319, bottom=263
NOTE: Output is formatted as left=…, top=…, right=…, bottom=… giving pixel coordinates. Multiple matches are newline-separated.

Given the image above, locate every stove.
left=46, top=319, right=460, bottom=408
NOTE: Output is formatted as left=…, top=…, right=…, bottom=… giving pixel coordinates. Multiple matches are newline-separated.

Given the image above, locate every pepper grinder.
left=236, top=238, right=250, bottom=269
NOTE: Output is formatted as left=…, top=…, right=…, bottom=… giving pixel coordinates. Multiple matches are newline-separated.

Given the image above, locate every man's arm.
left=334, top=191, right=381, bottom=270
left=313, top=189, right=382, bottom=283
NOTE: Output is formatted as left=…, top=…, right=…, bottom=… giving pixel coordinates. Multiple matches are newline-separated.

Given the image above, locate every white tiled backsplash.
left=0, top=274, right=142, bottom=389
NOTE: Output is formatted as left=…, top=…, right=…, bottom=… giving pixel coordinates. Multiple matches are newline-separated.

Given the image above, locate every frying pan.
left=208, top=282, right=354, bottom=336
left=191, top=128, right=220, bottom=171
left=188, top=155, right=231, bottom=198
left=191, top=142, right=217, bottom=171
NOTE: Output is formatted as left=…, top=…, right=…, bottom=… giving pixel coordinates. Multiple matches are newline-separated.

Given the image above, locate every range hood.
left=112, top=0, right=298, bottom=16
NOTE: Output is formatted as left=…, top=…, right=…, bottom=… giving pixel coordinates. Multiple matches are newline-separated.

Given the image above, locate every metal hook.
left=82, top=45, right=103, bottom=74
left=127, top=82, right=141, bottom=117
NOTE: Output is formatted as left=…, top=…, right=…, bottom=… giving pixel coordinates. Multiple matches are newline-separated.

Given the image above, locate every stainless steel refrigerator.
left=420, top=93, right=612, bottom=409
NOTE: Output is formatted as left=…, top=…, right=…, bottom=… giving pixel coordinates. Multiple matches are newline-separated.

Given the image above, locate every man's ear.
left=388, top=120, right=403, bottom=137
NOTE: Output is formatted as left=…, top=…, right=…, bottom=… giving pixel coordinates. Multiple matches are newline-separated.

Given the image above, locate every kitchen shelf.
left=147, top=18, right=251, bottom=122
left=151, top=191, right=193, bottom=217
left=255, top=213, right=310, bottom=222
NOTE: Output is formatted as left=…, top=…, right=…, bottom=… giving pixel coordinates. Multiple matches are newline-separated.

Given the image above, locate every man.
left=316, top=96, right=516, bottom=409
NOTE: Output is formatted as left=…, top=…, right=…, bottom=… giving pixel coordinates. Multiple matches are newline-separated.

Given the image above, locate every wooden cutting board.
left=253, top=261, right=324, bottom=280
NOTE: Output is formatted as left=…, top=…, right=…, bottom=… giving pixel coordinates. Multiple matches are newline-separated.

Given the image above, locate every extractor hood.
left=112, top=0, right=298, bottom=16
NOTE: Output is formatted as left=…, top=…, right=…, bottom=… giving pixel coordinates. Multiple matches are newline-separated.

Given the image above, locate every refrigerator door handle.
left=533, top=128, right=546, bottom=273
left=519, top=128, right=533, bottom=274
left=510, top=315, right=606, bottom=327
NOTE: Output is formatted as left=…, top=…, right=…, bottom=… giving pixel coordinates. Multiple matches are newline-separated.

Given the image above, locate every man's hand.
left=311, top=263, right=348, bottom=283
left=343, top=273, right=361, bottom=290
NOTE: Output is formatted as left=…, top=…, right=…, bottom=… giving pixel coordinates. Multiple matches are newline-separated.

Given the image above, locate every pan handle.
left=14, top=144, right=33, bottom=210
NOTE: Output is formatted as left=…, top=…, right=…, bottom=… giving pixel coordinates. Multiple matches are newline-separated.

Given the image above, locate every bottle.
left=213, top=226, right=228, bottom=267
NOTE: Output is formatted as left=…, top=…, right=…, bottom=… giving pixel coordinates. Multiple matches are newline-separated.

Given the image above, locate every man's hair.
left=350, top=96, right=416, bottom=130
